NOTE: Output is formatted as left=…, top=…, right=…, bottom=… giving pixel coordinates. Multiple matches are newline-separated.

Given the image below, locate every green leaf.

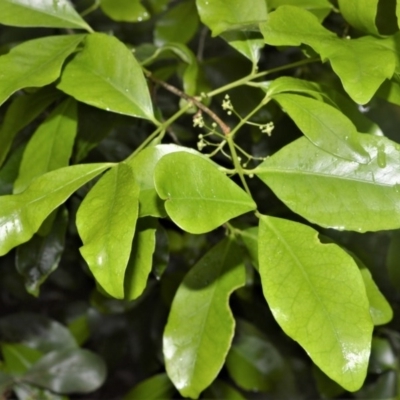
left=57, top=33, right=154, bottom=121
left=272, top=93, right=370, bottom=163
left=23, top=348, right=106, bottom=394
left=154, top=152, right=256, bottom=234
left=226, top=319, right=284, bottom=392
left=155, top=1, right=199, bottom=45
left=126, top=144, right=206, bottom=217
left=100, top=0, right=150, bottom=22
left=196, top=0, right=268, bottom=36
left=267, top=0, right=332, bottom=20
left=123, top=373, right=175, bottom=400
left=0, top=313, right=78, bottom=353
left=258, top=215, right=373, bottom=391
left=0, top=145, right=25, bottom=196
left=255, top=135, right=400, bottom=232
left=16, top=208, right=68, bottom=297
left=0, top=34, right=84, bottom=108
left=221, top=31, right=264, bottom=65
left=0, top=87, right=60, bottom=168
left=0, top=0, right=92, bottom=31
left=360, top=268, right=393, bottom=326
left=260, top=6, right=396, bottom=104
left=377, top=79, right=400, bottom=106
left=0, top=163, right=111, bottom=256
left=13, top=383, right=68, bottom=400
left=387, top=230, right=400, bottom=291
left=163, top=238, right=246, bottom=398
left=203, top=380, right=246, bottom=400
left=77, top=163, right=139, bottom=299
left=14, top=98, right=78, bottom=194
left=338, top=0, right=379, bottom=35
left=1, top=343, right=43, bottom=375
left=124, top=218, right=157, bottom=301
left=239, top=227, right=258, bottom=269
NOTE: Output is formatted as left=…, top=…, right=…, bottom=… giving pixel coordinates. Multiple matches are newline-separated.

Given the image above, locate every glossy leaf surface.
left=0, top=163, right=110, bottom=256
left=196, top=0, right=268, bottom=36
left=57, top=33, right=154, bottom=120
left=360, top=268, right=393, bottom=326
left=124, top=218, right=157, bottom=301
left=258, top=215, right=373, bottom=391
left=272, top=93, right=370, bottom=163
left=163, top=238, right=246, bottom=398
left=14, top=98, right=78, bottom=194
left=155, top=152, right=256, bottom=234
left=16, top=208, right=68, bottom=297
left=24, top=348, right=106, bottom=394
left=0, top=87, right=60, bottom=168
left=256, top=136, right=400, bottom=232
left=100, top=0, right=149, bottom=22
left=0, top=35, right=84, bottom=107
left=0, top=0, right=92, bottom=30
left=338, top=0, right=379, bottom=34
left=260, top=6, right=396, bottom=103
left=77, top=163, right=139, bottom=299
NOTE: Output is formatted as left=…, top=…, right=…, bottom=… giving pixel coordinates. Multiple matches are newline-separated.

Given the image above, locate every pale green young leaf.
left=196, top=0, right=268, bottom=36
left=221, top=31, right=264, bottom=65
left=126, top=144, right=209, bottom=217
left=164, top=238, right=246, bottom=398
left=16, top=208, right=68, bottom=297
left=273, top=93, right=370, bottom=163
left=267, top=0, right=332, bottom=20
left=256, top=135, right=400, bottom=232
left=0, top=163, right=111, bottom=256
left=123, top=373, right=175, bottom=400
left=1, top=343, right=43, bottom=375
left=0, top=35, right=84, bottom=107
left=57, top=33, right=154, bottom=121
left=14, top=98, right=78, bottom=194
left=100, top=0, right=149, bottom=22
left=260, top=6, right=396, bottom=104
left=154, top=152, right=256, bottom=234
left=397, top=2, right=400, bottom=31
left=155, top=1, right=199, bottom=45
left=239, top=226, right=259, bottom=269
left=360, top=268, right=393, bottom=326
left=0, top=87, right=60, bottom=168
left=77, top=163, right=139, bottom=299
left=338, top=0, right=379, bottom=35
left=124, top=218, right=157, bottom=301
left=258, top=215, right=373, bottom=391
left=0, top=0, right=92, bottom=31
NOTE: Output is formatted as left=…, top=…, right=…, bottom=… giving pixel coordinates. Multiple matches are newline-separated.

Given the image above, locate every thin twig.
left=146, top=72, right=231, bottom=136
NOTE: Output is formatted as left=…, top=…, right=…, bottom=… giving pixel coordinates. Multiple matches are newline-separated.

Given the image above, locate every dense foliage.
left=1, top=0, right=400, bottom=398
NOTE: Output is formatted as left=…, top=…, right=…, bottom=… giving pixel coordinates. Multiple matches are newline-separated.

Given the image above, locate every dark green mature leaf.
left=272, top=93, right=370, bottom=163
left=0, top=35, right=84, bottom=107
left=387, top=230, right=400, bottom=291
left=123, top=373, right=175, bottom=400
left=127, top=144, right=208, bottom=217
left=338, top=0, right=379, bottom=35
left=0, top=314, right=77, bottom=353
left=77, top=163, right=139, bottom=299
left=196, top=0, right=268, bottom=36
left=24, top=348, right=106, bottom=394
left=0, top=145, right=25, bottom=195
left=0, top=87, right=60, bottom=168
left=155, top=152, right=256, bottom=234
left=0, top=163, right=111, bottom=256
left=14, top=98, right=78, bottom=194
left=155, top=0, right=199, bottom=45
left=360, top=269, right=393, bottom=325
left=258, top=216, right=373, bottom=391
left=260, top=6, right=396, bottom=104
left=1, top=343, right=43, bottom=375
left=226, top=320, right=284, bottom=392
left=203, top=380, right=246, bottom=399
left=16, top=208, right=68, bottom=297
left=163, top=238, right=246, bottom=398
left=0, top=0, right=92, bottom=31
left=256, top=135, right=400, bottom=232
left=100, top=0, right=150, bottom=22
left=124, top=218, right=157, bottom=301
left=57, top=33, right=154, bottom=121
left=239, top=227, right=258, bottom=269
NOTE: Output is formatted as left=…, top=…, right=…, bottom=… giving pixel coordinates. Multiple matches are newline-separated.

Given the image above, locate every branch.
left=145, top=72, right=231, bottom=136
